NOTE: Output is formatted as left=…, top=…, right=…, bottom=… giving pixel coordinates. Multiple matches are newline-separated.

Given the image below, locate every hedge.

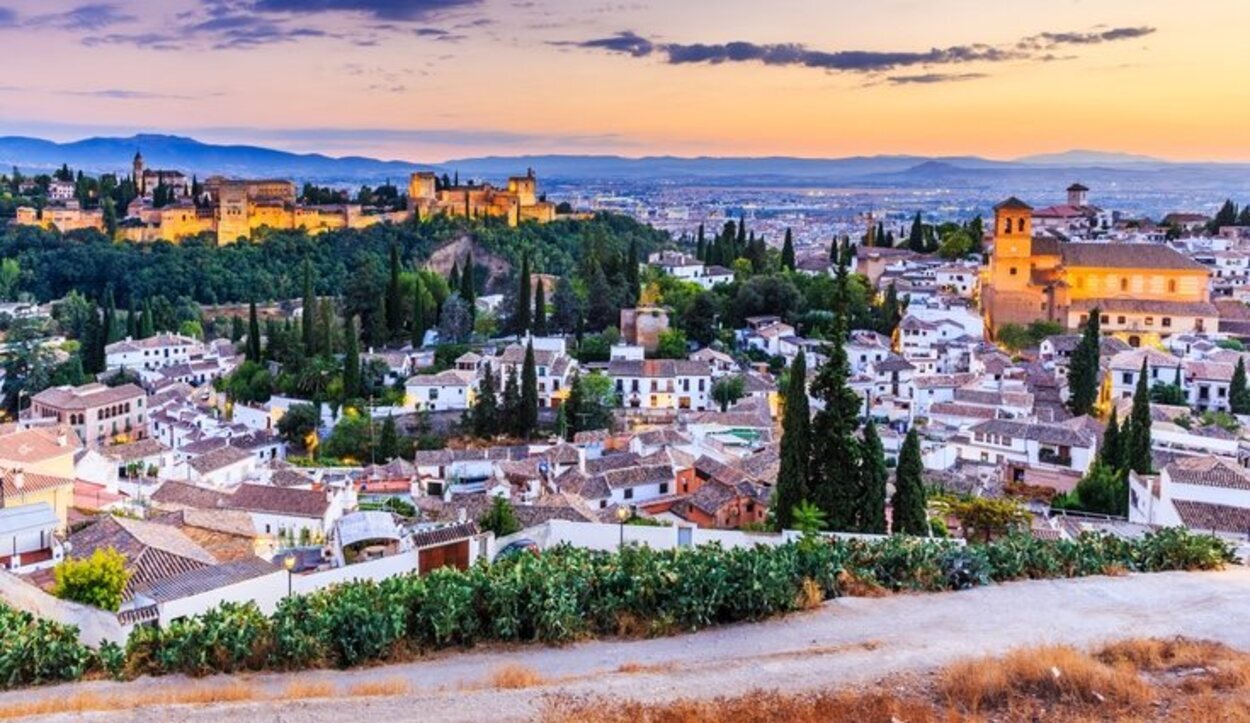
left=0, top=529, right=1237, bottom=688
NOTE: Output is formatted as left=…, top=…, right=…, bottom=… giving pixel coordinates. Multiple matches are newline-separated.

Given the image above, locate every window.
left=623, top=488, right=634, bottom=500
left=1168, top=279, right=1177, bottom=293
left=1101, top=315, right=1110, bottom=324
left=1162, top=317, right=1172, bottom=328
left=1122, top=372, right=1132, bottom=384
left=659, top=482, right=669, bottom=494
left=1003, top=219, right=1012, bottom=235
left=1009, top=267, right=1018, bottom=276
left=1017, top=218, right=1026, bottom=233
left=429, top=388, right=439, bottom=400
left=1117, top=316, right=1126, bottom=324
left=1145, top=316, right=1154, bottom=326
left=1120, top=278, right=1129, bottom=292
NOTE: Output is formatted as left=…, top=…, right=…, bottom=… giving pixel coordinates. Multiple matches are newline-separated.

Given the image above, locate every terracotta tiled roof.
left=1060, top=243, right=1207, bottom=271
left=1172, top=499, right=1250, bottom=535
left=225, top=484, right=330, bottom=518
left=1165, top=456, right=1250, bottom=491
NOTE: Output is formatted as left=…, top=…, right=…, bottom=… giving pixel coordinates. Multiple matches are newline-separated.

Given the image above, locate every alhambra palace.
left=14, top=153, right=560, bottom=245
left=983, top=187, right=1215, bottom=348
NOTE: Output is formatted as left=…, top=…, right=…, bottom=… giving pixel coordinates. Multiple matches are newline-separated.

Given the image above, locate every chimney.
left=57, top=431, right=67, bottom=447
left=457, top=507, right=467, bottom=524
left=13, top=470, right=24, bottom=490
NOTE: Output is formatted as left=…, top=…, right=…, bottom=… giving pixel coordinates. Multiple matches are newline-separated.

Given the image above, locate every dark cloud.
left=82, top=32, right=184, bottom=51
left=61, top=88, right=196, bottom=100
left=569, top=26, right=1156, bottom=74
left=567, top=30, right=653, bottom=57
left=249, top=0, right=482, bottom=22
left=1021, top=26, right=1156, bottom=49
left=886, top=72, right=988, bottom=85
left=0, top=7, right=17, bottom=26
left=25, top=3, right=136, bottom=31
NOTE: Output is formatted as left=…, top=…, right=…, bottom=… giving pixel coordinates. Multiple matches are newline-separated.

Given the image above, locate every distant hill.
left=1, top=134, right=1249, bottom=192
left=0, top=134, right=433, bottom=184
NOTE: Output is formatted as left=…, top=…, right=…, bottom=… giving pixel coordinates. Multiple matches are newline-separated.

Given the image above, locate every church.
left=983, top=194, right=1215, bottom=347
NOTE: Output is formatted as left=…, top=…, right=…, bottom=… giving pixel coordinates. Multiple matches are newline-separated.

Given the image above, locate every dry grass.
left=0, top=681, right=262, bottom=720
left=835, top=570, right=888, bottom=598
left=543, top=636, right=1250, bottom=723
left=346, top=678, right=412, bottom=697
left=940, top=644, right=1154, bottom=713
left=795, top=578, right=824, bottom=610
left=283, top=679, right=336, bottom=699
left=488, top=663, right=547, bottom=689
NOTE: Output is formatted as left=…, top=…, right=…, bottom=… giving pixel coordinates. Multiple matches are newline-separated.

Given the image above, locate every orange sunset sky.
left=0, top=0, right=1247, bottom=162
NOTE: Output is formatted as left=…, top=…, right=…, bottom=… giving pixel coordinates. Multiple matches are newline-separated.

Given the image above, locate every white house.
left=608, top=359, right=713, bottom=411
left=405, top=370, right=477, bottom=412
left=956, top=418, right=1098, bottom=478
left=106, top=333, right=205, bottom=372
left=224, top=483, right=346, bottom=544
left=1129, top=455, right=1250, bottom=538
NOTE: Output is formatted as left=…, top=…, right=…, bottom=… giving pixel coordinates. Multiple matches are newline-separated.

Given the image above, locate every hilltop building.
left=983, top=193, right=1213, bottom=347
left=15, top=160, right=562, bottom=245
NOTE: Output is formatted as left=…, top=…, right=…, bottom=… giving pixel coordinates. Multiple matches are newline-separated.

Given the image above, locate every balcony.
left=1038, top=448, right=1073, bottom=468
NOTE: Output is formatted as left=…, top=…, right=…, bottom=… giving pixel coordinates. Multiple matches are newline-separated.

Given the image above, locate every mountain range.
left=1, top=134, right=1248, bottom=191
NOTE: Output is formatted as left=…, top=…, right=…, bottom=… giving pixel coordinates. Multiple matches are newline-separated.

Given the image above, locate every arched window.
left=1003, top=218, right=1012, bottom=235
left=1168, top=279, right=1177, bottom=293
left=1120, top=278, right=1129, bottom=292
left=1017, top=218, right=1026, bottom=233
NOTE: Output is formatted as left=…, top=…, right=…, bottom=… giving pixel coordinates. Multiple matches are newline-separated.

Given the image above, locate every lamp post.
left=283, top=551, right=296, bottom=596
left=616, top=505, right=630, bottom=549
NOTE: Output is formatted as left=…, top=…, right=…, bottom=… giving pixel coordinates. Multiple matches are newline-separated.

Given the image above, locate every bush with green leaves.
left=0, top=527, right=1237, bottom=688
left=52, top=547, right=129, bottom=612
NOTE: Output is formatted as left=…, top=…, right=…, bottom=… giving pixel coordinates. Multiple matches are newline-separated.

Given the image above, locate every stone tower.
left=1067, top=183, right=1089, bottom=207
left=133, top=151, right=145, bottom=195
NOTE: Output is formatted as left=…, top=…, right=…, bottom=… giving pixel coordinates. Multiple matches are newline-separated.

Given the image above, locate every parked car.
left=494, top=538, right=539, bottom=562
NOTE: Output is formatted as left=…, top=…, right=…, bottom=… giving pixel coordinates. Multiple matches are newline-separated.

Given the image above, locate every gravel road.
left=11, top=567, right=1250, bottom=722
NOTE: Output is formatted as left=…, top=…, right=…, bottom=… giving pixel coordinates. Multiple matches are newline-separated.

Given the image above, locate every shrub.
left=0, top=603, right=96, bottom=688
left=52, top=548, right=129, bottom=612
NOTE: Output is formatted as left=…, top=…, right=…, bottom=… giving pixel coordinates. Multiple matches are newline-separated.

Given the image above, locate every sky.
left=0, top=0, right=1247, bottom=162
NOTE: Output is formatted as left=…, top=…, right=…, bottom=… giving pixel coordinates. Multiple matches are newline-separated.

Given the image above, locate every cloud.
left=0, top=8, right=17, bottom=27
left=60, top=88, right=197, bottom=100
left=885, top=72, right=988, bottom=85
left=25, top=4, right=135, bottom=31
left=82, top=32, right=184, bottom=50
left=249, top=0, right=482, bottom=22
left=567, top=26, right=1156, bottom=74
left=197, top=125, right=636, bottom=150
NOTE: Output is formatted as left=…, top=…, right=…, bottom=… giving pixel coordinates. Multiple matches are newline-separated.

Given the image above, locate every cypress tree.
left=520, top=341, right=539, bottom=439
left=1127, top=358, right=1153, bottom=474
left=126, top=296, right=138, bottom=340
left=247, top=301, right=261, bottom=363
left=103, top=287, right=120, bottom=343
left=386, top=245, right=403, bottom=340
left=858, top=419, right=888, bottom=534
left=1231, top=358, right=1250, bottom=414
left=472, top=361, right=499, bottom=438
left=502, top=367, right=521, bottom=437
left=343, top=314, right=360, bottom=400
left=533, top=279, right=547, bottom=336
left=412, top=275, right=427, bottom=349
left=515, top=253, right=532, bottom=334
left=736, top=214, right=746, bottom=249
left=626, top=238, right=640, bottom=306
left=302, top=259, right=316, bottom=354
left=892, top=429, right=928, bottom=535
left=695, top=223, right=705, bottom=260
left=376, top=416, right=399, bottom=461
left=781, top=228, right=796, bottom=271
left=82, top=302, right=103, bottom=375
left=1067, top=308, right=1102, bottom=416
left=319, top=298, right=335, bottom=355
left=230, top=315, right=244, bottom=343
left=448, top=261, right=460, bottom=293
left=459, top=252, right=476, bottom=307
left=774, top=351, right=810, bottom=530
left=808, top=323, right=863, bottom=531
left=1100, top=407, right=1123, bottom=472
left=370, top=291, right=388, bottom=349
left=907, top=212, right=925, bottom=253
left=140, top=299, right=154, bottom=338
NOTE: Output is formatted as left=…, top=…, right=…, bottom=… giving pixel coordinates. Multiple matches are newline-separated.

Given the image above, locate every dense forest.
left=0, top=212, right=667, bottom=305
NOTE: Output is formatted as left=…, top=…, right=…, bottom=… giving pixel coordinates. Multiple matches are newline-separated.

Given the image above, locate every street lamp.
left=616, top=505, right=630, bottom=549
left=283, top=551, right=296, bottom=596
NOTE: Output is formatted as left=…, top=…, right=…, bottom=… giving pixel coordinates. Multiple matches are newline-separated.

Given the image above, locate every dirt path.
left=11, top=567, right=1250, bottom=722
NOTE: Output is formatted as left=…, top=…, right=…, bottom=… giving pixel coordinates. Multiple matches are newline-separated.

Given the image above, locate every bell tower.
left=133, top=151, right=145, bottom=195
left=990, top=197, right=1033, bottom=292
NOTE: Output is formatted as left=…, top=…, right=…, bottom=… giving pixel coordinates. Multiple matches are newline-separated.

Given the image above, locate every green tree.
left=472, top=362, right=499, bottom=438
left=1126, top=358, right=1153, bottom=474
left=519, top=341, right=539, bottom=439
left=938, top=229, right=974, bottom=260
left=376, top=415, right=399, bottom=461
left=247, top=301, right=261, bottom=363
left=907, top=211, right=926, bottom=253
left=790, top=500, right=827, bottom=536
left=1100, top=407, right=1124, bottom=472
left=479, top=496, right=522, bottom=537
left=654, top=328, right=688, bottom=359
left=52, top=547, right=129, bottom=612
left=809, top=327, right=863, bottom=531
left=858, top=419, right=888, bottom=534
left=342, top=314, right=360, bottom=400
left=501, top=367, right=521, bottom=437
left=774, top=352, right=810, bottom=530
left=892, top=429, right=928, bottom=535
left=0, top=258, right=20, bottom=301
left=533, top=278, right=547, bottom=336
left=781, top=228, right=796, bottom=271
left=1053, top=461, right=1127, bottom=517
left=1232, top=358, right=1250, bottom=415
left=411, top=273, right=428, bottom=349
left=550, top=276, right=581, bottom=334
left=1067, top=309, right=1101, bottom=416
left=301, top=259, right=316, bottom=355
left=515, top=252, right=532, bottom=334
left=711, top=375, right=746, bottom=412
left=459, top=252, right=476, bottom=309
left=277, top=403, right=320, bottom=450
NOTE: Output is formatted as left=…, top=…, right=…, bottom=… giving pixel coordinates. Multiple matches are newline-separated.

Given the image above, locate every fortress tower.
left=507, top=168, right=537, bottom=207
left=133, top=151, right=145, bottom=195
